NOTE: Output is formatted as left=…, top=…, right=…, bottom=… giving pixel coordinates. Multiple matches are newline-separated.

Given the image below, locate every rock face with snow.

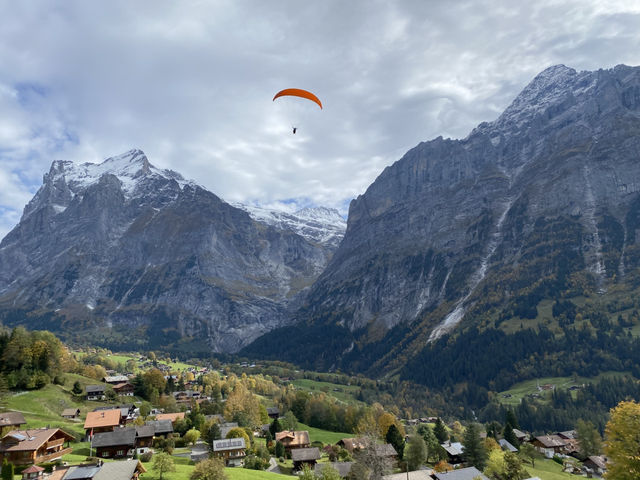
left=246, top=64, right=640, bottom=372
left=0, top=150, right=339, bottom=352
left=234, top=204, right=346, bottom=249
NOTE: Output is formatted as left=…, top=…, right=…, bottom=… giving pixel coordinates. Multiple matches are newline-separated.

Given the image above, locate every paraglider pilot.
left=292, top=127, right=297, bottom=134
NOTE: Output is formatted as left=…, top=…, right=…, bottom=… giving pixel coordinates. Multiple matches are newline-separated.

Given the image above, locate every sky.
left=1, top=1, right=640, bottom=240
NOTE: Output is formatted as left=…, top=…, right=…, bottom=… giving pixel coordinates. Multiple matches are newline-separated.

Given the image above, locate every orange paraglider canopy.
left=273, top=88, right=322, bottom=109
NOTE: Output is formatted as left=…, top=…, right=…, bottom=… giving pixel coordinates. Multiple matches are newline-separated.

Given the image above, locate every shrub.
left=140, top=451, right=153, bottom=462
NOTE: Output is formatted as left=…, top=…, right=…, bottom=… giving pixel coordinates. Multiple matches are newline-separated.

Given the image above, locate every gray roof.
left=103, top=375, right=129, bottom=383
left=220, top=422, right=239, bottom=438
left=213, top=437, right=246, bottom=452
left=441, top=442, right=464, bottom=456
left=91, top=428, right=136, bottom=448
left=433, top=466, right=489, bottom=480
left=63, top=465, right=102, bottom=480
left=315, top=462, right=353, bottom=478
left=374, top=443, right=397, bottom=457
left=499, top=438, right=518, bottom=452
left=93, top=460, right=141, bottom=480
left=135, top=425, right=155, bottom=438
left=291, top=447, right=321, bottom=462
left=86, top=385, right=106, bottom=393
left=383, top=471, right=434, bottom=480
left=145, top=420, right=173, bottom=435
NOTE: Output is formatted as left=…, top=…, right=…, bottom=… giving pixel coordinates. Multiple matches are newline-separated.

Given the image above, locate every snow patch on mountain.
left=48, top=149, right=197, bottom=198
left=234, top=203, right=346, bottom=247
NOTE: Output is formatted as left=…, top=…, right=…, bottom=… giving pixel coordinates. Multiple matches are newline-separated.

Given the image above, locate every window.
left=117, top=450, right=124, bottom=456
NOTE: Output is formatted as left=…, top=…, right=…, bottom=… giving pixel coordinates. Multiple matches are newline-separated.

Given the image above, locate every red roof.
left=22, top=465, right=45, bottom=473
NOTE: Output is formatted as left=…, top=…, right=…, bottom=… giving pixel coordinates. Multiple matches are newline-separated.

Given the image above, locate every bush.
left=174, top=436, right=187, bottom=448
left=552, top=455, right=563, bottom=465
left=140, top=451, right=153, bottom=462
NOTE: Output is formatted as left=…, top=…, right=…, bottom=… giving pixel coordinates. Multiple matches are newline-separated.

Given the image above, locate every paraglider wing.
left=273, top=88, right=323, bottom=109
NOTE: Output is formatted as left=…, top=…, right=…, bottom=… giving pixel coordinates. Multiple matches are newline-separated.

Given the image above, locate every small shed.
left=292, top=447, right=321, bottom=471
left=21, top=465, right=44, bottom=479
left=61, top=408, right=81, bottom=419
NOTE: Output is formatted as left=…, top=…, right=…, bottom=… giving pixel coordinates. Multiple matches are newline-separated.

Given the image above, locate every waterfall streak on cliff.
left=582, top=165, right=606, bottom=292
left=429, top=198, right=513, bottom=341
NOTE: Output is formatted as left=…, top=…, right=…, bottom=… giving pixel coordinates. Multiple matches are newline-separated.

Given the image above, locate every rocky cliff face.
left=247, top=64, right=640, bottom=372
left=0, top=150, right=342, bottom=352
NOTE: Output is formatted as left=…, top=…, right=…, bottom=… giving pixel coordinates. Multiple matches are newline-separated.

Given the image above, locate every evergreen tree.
left=505, top=409, right=520, bottom=430
left=1, top=459, right=14, bottom=480
left=269, top=417, right=282, bottom=437
left=385, top=424, right=405, bottom=460
left=418, top=424, right=440, bottom=462
left=72, top=380, right=83, bottom=395
left=462, top=423, right=488, bottom=470
left=275, top=440, right=285, bottom=458
left=434, top=418, right=448, bottom=443
left=503, top=422, right=519, bottom=448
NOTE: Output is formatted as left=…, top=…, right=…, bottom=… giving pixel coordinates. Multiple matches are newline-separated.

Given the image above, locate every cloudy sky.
left=1, top=1, right=640, bottom=239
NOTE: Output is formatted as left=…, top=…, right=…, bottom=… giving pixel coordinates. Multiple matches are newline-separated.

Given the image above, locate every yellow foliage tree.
left=604, top=400, right=640, bottom=479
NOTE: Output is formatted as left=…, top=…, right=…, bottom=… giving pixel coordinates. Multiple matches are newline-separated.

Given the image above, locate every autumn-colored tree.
left=605, top=400, right=640, bottom=479
left=184, top=428, right=201, bottom=445
left=226, top=426, right=251, bottom=446
left=190, top=457, right=227, bottom=480
left=433, top=460, right=453, bottom=473
left=519, top=442, right=539, bottom=468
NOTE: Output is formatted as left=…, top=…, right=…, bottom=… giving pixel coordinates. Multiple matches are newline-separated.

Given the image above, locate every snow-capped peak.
left=47, top=149, right=195, bottom=198
left=234, top=203, right=346, bottom=247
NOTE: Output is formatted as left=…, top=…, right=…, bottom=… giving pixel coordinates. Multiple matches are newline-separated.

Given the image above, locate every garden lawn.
left=298, top=422, right=351, bottom=444
left=524, top=458, right=576, bottom=479
left=226, top=468, right=292, bottom=480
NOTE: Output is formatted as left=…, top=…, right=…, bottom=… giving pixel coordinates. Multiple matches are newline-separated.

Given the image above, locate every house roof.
left=135, top=425, right=155, bottom=438
left=374, top=443, right=397, bottom=457
left=61, top=408, right=80, bottom=417
left=267, top=407, right=279, bottom=415
left=21, top=465, right=45, bottom=474
left=213, top=438, right=246, bottom=452
left=534, top=435, right=567, bottom=448
left=86, top=385, right=106, bottom=393
left=512, top=428, right=528, bottom=439
left=383, top=471, right=434, bottom=480
left=338, top=437, right=366, bottom=451
left=585, top=455, right=607, bottom=470
left=91, top=428, right=136, bottom=448
left=0, top=412, right=26, bottom=427
left=220, top=422, right=239, bottom=438
left=315, top=462, right=353, bottom=478
left=84, top=409, right=121, bottom=429
left=0, top=428, right=74, bottom=452
left=441, top=442, right=464, bottom=456
left=63, top=464, right=102, bottom=479
left=155, top=412, right=185, bottom=423
left=145, top=420, right=173, bottom=436
left=275, top=430, right=310, bottom=447
left=112, top=382, right=133, bottom=390
left=433, top=466, right=489, bottom=480
left=93, top=459, right=146, bottom=480
left=291, top=447, right=321, bottom=462
left=499, top=439, right=518, bottom=452
left=557, top=430, right=577, bottom=439
left=103, top=375, right=129, bottom=384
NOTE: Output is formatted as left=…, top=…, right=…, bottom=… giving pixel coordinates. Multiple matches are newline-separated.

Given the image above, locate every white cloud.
left=1, top=0, right=640, bottom=239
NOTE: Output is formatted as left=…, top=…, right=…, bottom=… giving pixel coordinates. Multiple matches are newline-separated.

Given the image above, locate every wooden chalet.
left=337, top=437, right=366, bottom=453
left=86, top=385, right=106, bottom=401
left=112, top=382, right=134, bottom=397
left=212, top=437, right=246, bottom=466
left=531, top=434, right=569, bottom=457
left=275, top=430, right=310, bottom=452
left=92, top=426, right=153, bottom=459
left=583, top=455, right=607, bottom=477
left=84, top=409, right=122, bottom=438
left=0, top=428, right=74, bottom=466
left=374, top=443, right=398, bottom=462
left=0, top=412, right=27, bottom=435
left=102, top=375, right=130, bottom=385
left=61, top=408, right=81, bottom=419
left=220, top=422, right=239, bottom=438
left=441, top=441, right=464, bottom=465
left=292, top=447, right=321, bottom=471
left=266, top=407, right=279, bottom=419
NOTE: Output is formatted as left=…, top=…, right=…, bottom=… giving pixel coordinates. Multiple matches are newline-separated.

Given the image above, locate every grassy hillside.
left=290, top=378, right=362, bottom=405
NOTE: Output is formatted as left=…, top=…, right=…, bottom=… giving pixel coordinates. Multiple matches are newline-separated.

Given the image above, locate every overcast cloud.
left=1, top=0, right=640, bottom=239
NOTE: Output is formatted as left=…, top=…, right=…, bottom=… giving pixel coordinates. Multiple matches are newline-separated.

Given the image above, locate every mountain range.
left=3, top=64, right=640, bottom=390
left=0, top=150, right=344, bottom=353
